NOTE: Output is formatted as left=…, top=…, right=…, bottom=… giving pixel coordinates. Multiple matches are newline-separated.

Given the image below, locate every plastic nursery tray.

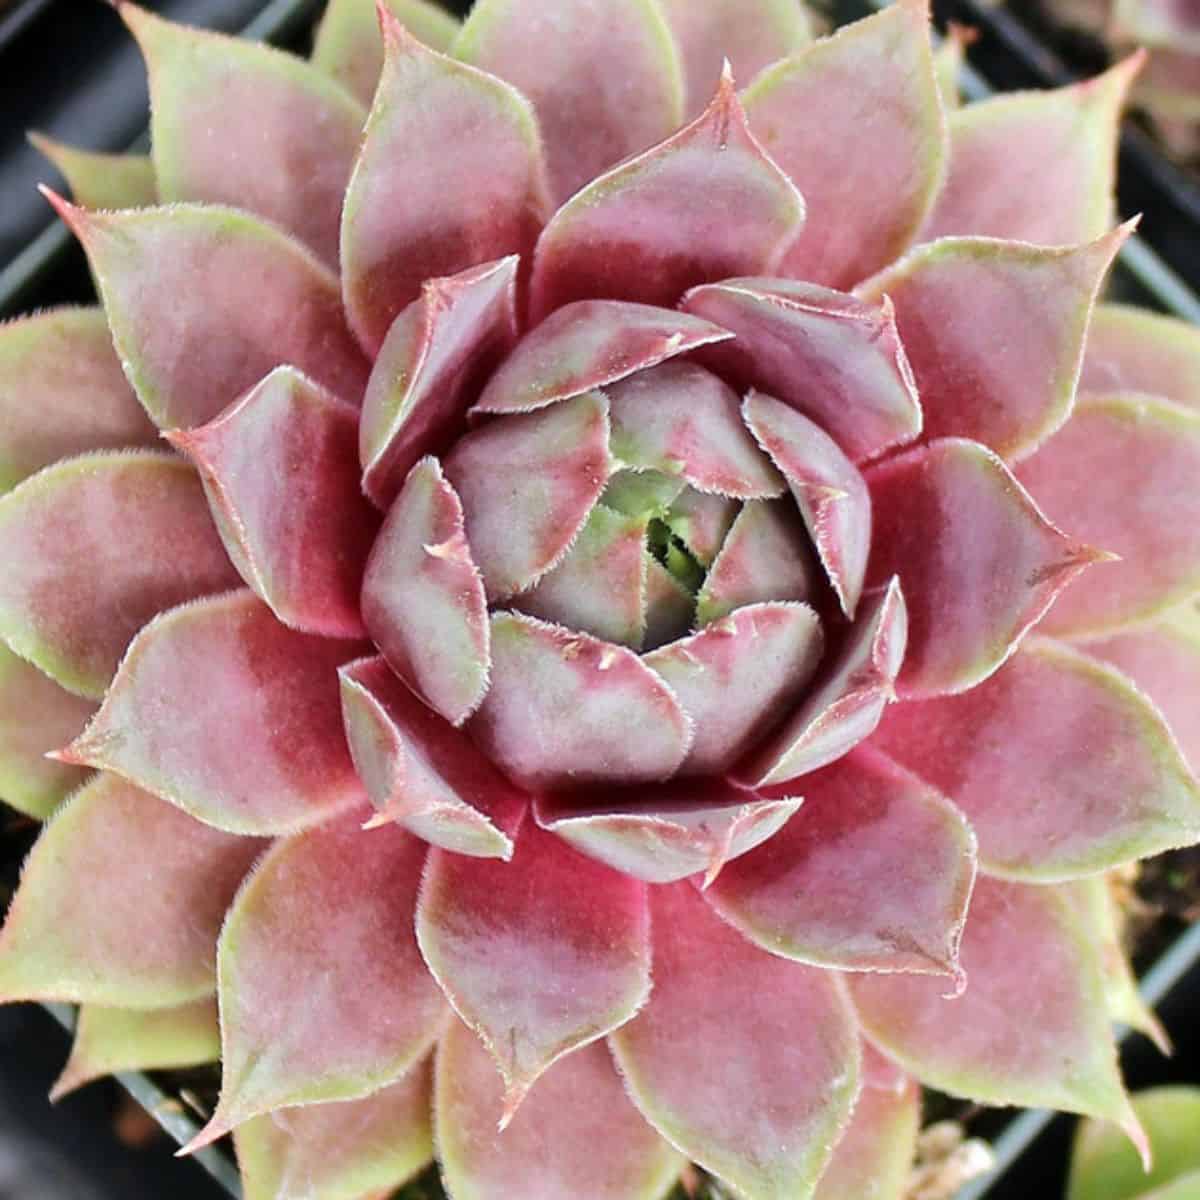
left=0, top=1, right=1198, bottom=1199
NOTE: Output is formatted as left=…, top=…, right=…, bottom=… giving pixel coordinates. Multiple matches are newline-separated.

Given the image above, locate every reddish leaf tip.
left=37, top=184, right=81, bottom=228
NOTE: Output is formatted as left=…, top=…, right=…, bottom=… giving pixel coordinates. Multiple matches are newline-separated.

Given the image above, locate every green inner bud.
left=647, top=516, right=706, bottom=596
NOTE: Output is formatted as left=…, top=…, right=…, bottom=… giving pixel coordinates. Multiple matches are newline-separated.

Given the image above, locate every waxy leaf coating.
left=417, top=821, right=650, bottom=1122
left=0, top=775, right=262, bottom=1009
left=62, top=591, right=364, bottom=835
left=0, top=451, right=240, bottom=699
left=529, top=68, right=805, bottom=319
left=190, top=815, right=445, bottom=1148
left=1081, top=303, right=1200, bottom=410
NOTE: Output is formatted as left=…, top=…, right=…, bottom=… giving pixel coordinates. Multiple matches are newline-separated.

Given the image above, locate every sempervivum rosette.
left=3, top=1, right=1200, bottom=1197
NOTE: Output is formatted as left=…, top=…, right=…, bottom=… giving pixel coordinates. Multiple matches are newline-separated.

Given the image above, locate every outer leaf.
left=28, top=134, right=156, bottom=210
left=124, top=3, right=365, bottom=266
left=857, top=226, right=1131, bottom=459
left=60, top=591, right=364, bottom=835
left=535, top=778, right=801, bottom=886
left=417, top=820, right=650, bottom=1122
left=44, top=194, right=369, bottom=430
left=660, top=0, right=811, bottom=116
left=453, top=0, right=684, bottom=204
left=437, top=1020, right=683, bottom=1200
left=709, top=746, right=976, bottom=978
left=529, top=69, right=805, bottom=319
left=696, top=498, right=820, bottom=625
left=473, top=300, right=731, bottom=418
left=1075, top=605, right=1200, bottom=773
left=0, top=306, right=156, bottom=494
left=1067, top=1087, right=1200, bottom=1200
left=340, top=12, right=550, bottom=353
left=0, top=643, right=95, bottom=820
left=0, top=774, right=261, bottom=1008
left=611, top=882, right=861, bottom=1200
left=850, top=875, right=1141, bottom=1139
left=743, top=0, right=945, bottom=287
left=736, top=578, right=907, bottom=788
left=188, top=816, right=445, bottom=1149
left=643, top=602, right=824, bottom=775
left=51, top=999, right=219, bottom=1101
left=339, top=655, right=525, bottom=858
left=865, top=438, right=1104, bottom=697
left=444, top=391, right=611, bottom=602
left=607, top=361, right=784, bottom=498
left=0, top=451, right=240, bottom=698
left=683, top=277, right=922, bottom=463
left=168, top=366, right=378, bottom=638
left=923, top=56, right=1141, bottom=244
left=516, top=504, right=649, bottom=648
left=933, top=24, right=971, bottom=112
left=812, top=1046, right=921, bottom=1200
left=237, top=1060, right=434, bottom=1200
left=1081, top=303, right=1200, bottom=409
left=359, top=256, right=518, bottom=508
left=1016, top=395, right=1200, bottom=637
left=312, top=0, right=459, bottom=105
left=743, top=390, right=871, bottom=617
left=469, top=611, right=693, bottom=789
left=361, top=458, right=490, bottom=725
left=873, top=637, right=1200, bottom=880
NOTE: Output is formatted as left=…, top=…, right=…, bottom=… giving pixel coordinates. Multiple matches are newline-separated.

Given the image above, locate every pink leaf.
left=873, top=637, right=1200, bottom=879
left=236, top=1059, right=434, bottom=1200
left=0, top=451, right=240, bottom=698
left=360, top=256, right=518, bottom=509
left=660, top=0, right=811, bottom=117
left=643, top=601, right=824, bottom=775
left=696, top=498, right=821, bottom=625
left=28, top=134, right=156, bottom=210
left=1075, top=606, right=1200, bottom=774
left=473, top=300, right=731, bottom=417
left=168, top=367, right=378, bottom=639
left=743, top=0, right=946, bottom=287
left=682, top=277, right=922, bottom=463
left=0, top=643, right=95, bottom=820
left=312, top=0, right=459, bottom=105
left=708, top=745, right=976, bottom=977
left=865, top=438, right=1104, bottom=696
left=529, top=68, right=805, bottom=320
left=665, top=487, right=739, bottom=566
left=610, top=882, right=861, bottom=1200
left=340, top=12, right=550, bottom=353
left=1016, top=395, right=1200, bottom=636
left=61, top=591, right=364, bottom=835
left=51, top=999, right=219, bottom=1101
left=0, top=774, right=261, bottom=1007
left=361, top=458, right=490, bottom=725
left=923, top=56, right=1142, bottom=244
left=813, top=1045, right=920, bottom=1200
left=124, top=4, right=365, bottom=266
left=850, top=875, right=1141, bottom=1137
left=187, top=816, right=445, bottom=1150
left=515, top=504, right=649, bottom=648
left=735, top=578, right=907, bottom=788
left=339, top=655, right=525, bottom=858
left=0, top=307, right=157, bottom=492
left=436, top=1020, right=682, bottom=1199
left=417, top=820, right=650, bottom=1121
left=857, top=226, right=1132, bottom=460
left=44, top=194, right=369, bottom=430
left=453, top=0, right=684, bottom=204
left=1081, top=303, right=1200, bottom=409
left=469, top=611, right=693, bottom=789
left=743, top=390, right=872, bottom=617
left=535, top=777, right=802, bottom=886
left=444, top=391, right=611, bottom=602
left=607, top=361, right=785, bottom=498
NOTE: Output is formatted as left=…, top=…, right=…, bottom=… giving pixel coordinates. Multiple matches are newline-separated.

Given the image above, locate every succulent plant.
left=2, top=1, right=1200, bottom=1198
